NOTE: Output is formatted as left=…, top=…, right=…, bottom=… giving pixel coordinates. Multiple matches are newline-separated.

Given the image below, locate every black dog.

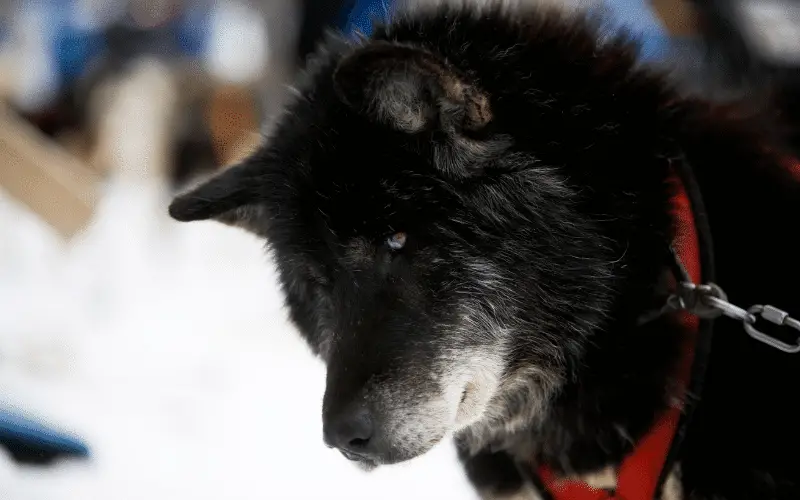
left=169, top=4, right=800, bottom=499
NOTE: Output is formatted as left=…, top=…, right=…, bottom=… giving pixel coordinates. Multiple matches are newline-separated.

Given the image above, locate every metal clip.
left=669, top=282, right=755, bottom=323
left=744, top=305, right=800, bottom=354
left=665, top=282, right=800, bottom=354
left=655, top=248, right=799, bottom=353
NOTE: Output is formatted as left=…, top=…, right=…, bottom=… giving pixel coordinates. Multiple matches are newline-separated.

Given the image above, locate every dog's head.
left=169, top=9, right=667, bottom=468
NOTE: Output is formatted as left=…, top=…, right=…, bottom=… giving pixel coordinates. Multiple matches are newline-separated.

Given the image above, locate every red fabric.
left=538, top=466, right=611, bottom=500
left=788, top=160, right=800, bottom=181
left=537, top=175, right=701, bottom=500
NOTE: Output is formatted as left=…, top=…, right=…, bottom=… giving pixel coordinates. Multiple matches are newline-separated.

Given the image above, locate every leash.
left=517, top=155, right=800, bottom=500
left=644, top=250, right=800, bottom=353
left=653, top=154, right=800, bottom=353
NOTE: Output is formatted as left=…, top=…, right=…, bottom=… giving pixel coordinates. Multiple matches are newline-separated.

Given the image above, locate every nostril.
left=323, top=404, right=375, bottom=455
left=348, top=437, right=370, bottom=449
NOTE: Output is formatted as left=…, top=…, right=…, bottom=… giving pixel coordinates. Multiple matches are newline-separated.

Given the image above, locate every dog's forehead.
left=271, top=101, right=451, bottom=241
left=306, top=148, right=446, bottom=240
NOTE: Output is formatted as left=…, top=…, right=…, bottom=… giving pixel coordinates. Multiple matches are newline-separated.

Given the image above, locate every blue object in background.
left=176, top=4, right=211, bottom=58
left=0, top=0, right=214, bottom=108
left=598, top=0, right=678, bottom=61
left=53, top=25, right=106, bottom=86
left=342, top=0, right=394, bottom=37
left=0, top=406, right=89, bottom=463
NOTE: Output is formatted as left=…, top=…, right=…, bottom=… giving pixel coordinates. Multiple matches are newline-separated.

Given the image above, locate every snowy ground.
left=0, top=175, right=477, bottom=499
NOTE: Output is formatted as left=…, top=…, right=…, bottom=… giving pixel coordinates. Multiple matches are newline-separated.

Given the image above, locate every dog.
left=168, top=4, right=800, bottom=499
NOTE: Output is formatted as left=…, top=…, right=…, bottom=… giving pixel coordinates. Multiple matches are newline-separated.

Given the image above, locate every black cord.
left=655, top=158, right=717, bottom=493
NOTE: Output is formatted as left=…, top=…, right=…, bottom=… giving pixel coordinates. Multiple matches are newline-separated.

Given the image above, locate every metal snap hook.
left=743, top=305, right=800, bottom=354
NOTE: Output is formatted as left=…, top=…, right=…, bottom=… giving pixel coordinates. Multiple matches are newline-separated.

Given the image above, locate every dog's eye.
left=386, top=232, right=407, bottom=251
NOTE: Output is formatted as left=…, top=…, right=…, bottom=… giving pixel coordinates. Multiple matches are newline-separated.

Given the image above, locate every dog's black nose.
left=323, top=405, right=375, bottom=457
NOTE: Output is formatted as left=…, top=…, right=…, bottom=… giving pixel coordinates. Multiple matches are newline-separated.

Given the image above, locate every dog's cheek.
left=309, top=291, right=337, bottom=361
left=315, top=327, right=336, bottom=363
left=282, top=276, right=336, bottom=360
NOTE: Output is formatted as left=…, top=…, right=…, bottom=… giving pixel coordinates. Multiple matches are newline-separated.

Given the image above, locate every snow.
left=0, top=175, right=478, bottom=499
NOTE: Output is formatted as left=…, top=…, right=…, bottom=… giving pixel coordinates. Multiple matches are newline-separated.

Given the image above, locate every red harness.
left=536, top=158, right=800, bottom=500
left=536, top=173, right=701, bottom=500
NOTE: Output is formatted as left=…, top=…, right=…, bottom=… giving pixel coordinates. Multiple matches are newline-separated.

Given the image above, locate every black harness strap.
left=655, top=157, right=717, bottom=495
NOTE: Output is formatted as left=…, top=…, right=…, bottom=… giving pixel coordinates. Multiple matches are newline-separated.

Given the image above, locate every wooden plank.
left=651, top=0, right=699, bottom=36
left=0, top=107, right=100, bottom=239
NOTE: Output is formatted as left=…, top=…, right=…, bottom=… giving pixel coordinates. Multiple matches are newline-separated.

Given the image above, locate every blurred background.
left=0, top=0, right=797, bottom=498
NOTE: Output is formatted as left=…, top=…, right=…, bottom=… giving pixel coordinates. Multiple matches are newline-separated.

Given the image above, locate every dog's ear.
left=168, top=158, right=267, bottom=230
left=333, top=41, right=492, bottom=134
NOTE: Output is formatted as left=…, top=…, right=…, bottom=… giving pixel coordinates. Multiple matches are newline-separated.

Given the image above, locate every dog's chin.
left=338, top=448, right=376, bottom=468
left=353, top=458, right=379, bottom=472
left=340, top=439, right=443, bottom=471
left=340, top=454, right=392, bottom=472
left=335, top=449, right=379, bottom=471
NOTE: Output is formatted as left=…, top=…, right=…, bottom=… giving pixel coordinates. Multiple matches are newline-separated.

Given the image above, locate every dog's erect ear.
left=168, top=158, right=267, bottom=230
left=333, top=42, right=492, bottom=134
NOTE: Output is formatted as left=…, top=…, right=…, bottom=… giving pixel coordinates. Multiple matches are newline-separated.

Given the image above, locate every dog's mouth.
left=339, top=449, right=378, bottom=471
left=454, top=380, right=487, bottom=429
